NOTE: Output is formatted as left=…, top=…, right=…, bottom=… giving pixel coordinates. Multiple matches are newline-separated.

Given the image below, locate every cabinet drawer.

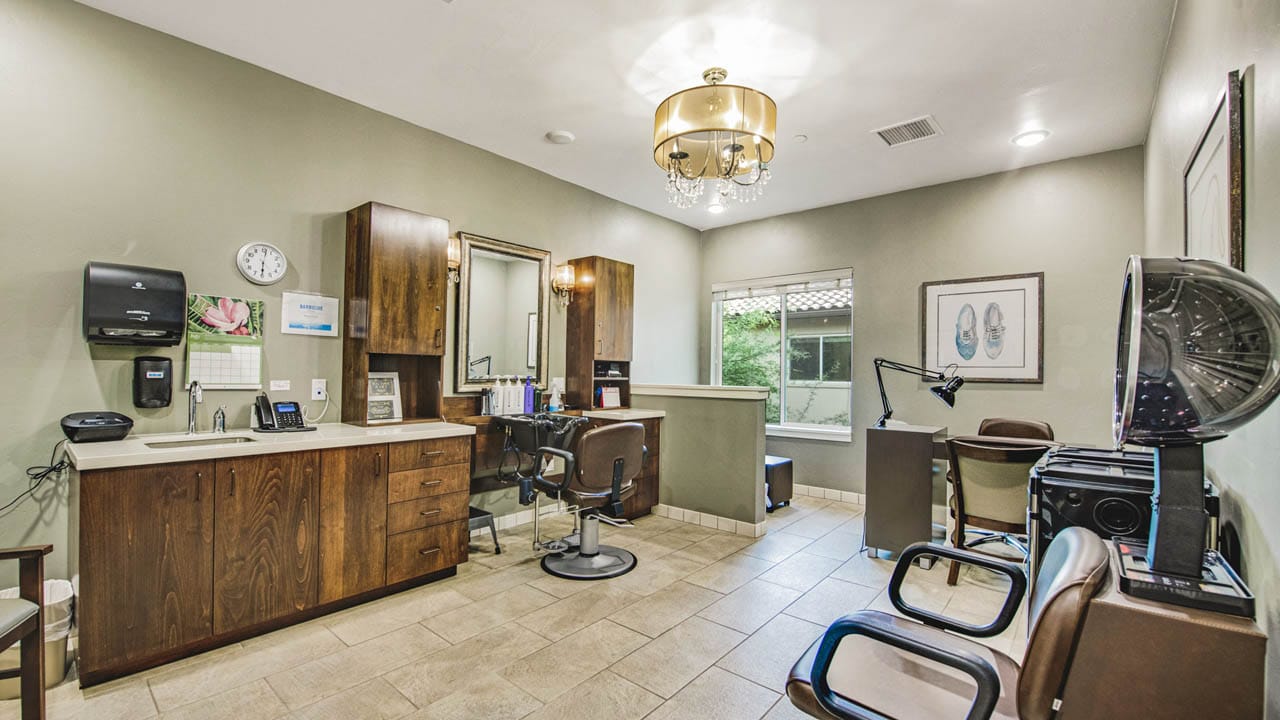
left=387, top=520, right=467, bottom=585
left=388, top=436, right=470, bottom=473
left=388, top=491, right=469, bottom=535
left=388, top=463, right=469, bottom=504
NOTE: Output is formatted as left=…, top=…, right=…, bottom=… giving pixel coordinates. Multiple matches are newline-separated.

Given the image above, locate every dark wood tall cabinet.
left=343, top=201, right=450, bottom=424
left=566, top=256, right=635, bottom=409
left=78, top=461, right=214, bottom=676
left=212, top=451, right=320, bottom=635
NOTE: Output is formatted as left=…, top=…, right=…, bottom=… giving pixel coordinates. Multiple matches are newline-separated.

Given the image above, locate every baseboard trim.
left=651, top=504, right=766, bottom=538
left=793, top=483, right=865, bottom=506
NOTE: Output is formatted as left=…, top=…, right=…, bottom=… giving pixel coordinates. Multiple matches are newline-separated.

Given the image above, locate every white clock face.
left=236, top=242, right=288, bottom=285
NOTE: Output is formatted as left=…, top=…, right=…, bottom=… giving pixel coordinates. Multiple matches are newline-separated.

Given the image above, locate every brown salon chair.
left=946, top=436, right=1057, bottom=585
left=787, top=527, right=1108, bottom=720
left=976, top=418, right=1054, bottom=441
left=524, top=422, right=645, bottom=580
left=0, top=545, right=53, bottom=720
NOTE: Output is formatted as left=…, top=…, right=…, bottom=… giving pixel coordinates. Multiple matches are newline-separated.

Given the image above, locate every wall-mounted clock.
left=236, top=242, right=288, bottom=285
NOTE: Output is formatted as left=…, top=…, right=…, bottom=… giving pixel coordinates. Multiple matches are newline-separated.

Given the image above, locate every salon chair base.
left=542, top=546, right=637, bottom=580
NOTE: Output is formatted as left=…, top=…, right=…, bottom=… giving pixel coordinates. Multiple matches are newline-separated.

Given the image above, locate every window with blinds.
left=712, top=270, right=853, bottom=438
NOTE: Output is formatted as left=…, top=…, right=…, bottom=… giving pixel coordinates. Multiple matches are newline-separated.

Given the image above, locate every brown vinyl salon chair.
left=787, top=527, right=1108, bottom=720
left=522, top=422, right=645, bottom=580
left=946, top=436, right=1057, bottom=585
left=976, top=418, right=1054, bottom=441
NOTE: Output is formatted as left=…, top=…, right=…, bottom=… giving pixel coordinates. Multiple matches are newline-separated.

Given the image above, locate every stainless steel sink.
left=144, top=436, right=257, bottom=449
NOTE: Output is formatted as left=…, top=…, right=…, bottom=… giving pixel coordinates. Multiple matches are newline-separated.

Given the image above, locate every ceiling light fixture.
left=707, top=195, right=726, bottom=215
left=1012, top=130, right=1050, bottom=147
left=653, top=67, right=776, bottom=209
left=545, top=130, right=576, bottom=145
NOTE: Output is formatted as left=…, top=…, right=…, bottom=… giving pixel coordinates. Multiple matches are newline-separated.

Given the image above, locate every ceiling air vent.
left=873, top=115, right=943, bottom=147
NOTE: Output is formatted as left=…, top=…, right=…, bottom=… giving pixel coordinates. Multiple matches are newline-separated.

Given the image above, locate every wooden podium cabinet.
left=565, top=256, right=634, bottom=409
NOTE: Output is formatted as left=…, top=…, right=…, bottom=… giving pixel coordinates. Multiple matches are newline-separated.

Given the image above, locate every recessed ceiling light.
left=707, top=196, right=726, bottom=214
left=793, top=134, right=809, bottom=143
left=545, top=130, right=576, bottom=145
left=1012, top=130, right=1050, bottom=147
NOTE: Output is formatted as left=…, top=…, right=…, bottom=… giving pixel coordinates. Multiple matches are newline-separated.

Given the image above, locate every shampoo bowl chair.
left=519, top=422, right=646, bottom=580
left=788, top=527, right=1109, bottom=720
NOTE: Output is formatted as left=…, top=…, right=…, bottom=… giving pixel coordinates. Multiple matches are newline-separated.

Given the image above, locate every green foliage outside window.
left=720, top=309, right=781, bottom=423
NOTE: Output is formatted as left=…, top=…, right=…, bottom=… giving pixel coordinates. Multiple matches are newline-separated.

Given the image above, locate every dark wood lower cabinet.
left=213, top=451, right=320, bottom=635
left=75, top=436, right=471, bottom=685
left=318, top=445, right=388, bottom=604
left=78, top=461, right=214, bottom=678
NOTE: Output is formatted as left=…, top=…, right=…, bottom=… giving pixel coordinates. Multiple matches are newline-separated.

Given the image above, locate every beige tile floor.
left=2, top=496, right=1028, bottom=720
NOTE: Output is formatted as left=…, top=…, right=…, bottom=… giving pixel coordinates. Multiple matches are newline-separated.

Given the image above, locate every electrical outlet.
left=311, top=379, right=327, bottom=400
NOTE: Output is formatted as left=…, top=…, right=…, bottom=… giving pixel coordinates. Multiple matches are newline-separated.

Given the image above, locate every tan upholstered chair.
left=947, top=436, right=1057, bottom=585
left=787, top=527, right=1109, bottom=720
left=0, top=545, right=52, bottom=720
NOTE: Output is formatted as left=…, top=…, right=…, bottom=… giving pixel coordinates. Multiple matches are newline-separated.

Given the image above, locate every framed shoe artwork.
left=921, top=272, right=1044, bottom=383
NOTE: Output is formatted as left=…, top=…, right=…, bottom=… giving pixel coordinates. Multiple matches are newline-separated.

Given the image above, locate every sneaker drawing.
left=983, top=302, right=1005, bottom=359
left=955, top=304, right=977, bottom=360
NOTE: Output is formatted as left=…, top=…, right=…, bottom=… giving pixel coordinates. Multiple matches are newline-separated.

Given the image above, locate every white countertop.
left=631, top=383, right=770, bottom=401
left=582, top=409, right=667, bottom=421
left=66, top=422, right=477, bottom=471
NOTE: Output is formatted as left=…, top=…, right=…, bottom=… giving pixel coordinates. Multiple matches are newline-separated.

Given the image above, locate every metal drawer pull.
left=420, top=480, right=443, bottom=487
left=419, top=547, right=441, bottom=556
left=420, top=450, right=445, bottom=458
left=419, top=509, right=442, bottom=517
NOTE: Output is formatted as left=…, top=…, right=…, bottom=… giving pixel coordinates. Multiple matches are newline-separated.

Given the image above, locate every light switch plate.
left=311, top=379, right=327, bottom=400
left=270, top=379, right=290, bottom=392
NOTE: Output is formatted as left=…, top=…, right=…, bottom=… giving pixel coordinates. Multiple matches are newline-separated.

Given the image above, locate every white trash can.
left=0, top=579, right=74, bottom=697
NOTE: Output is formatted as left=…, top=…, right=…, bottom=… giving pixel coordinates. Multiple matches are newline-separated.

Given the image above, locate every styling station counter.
left=65, top=421, right=475, bottom=685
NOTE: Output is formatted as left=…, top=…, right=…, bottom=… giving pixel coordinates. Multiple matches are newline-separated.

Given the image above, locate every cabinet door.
left=79, top=462, right=214, bottom=675
left=214, top=452, right=319, bottom=635
left=594, top=258, right=634, bottom=361
left=367, top=203, right=448, bottom=355
left=318, top=445, right=388, bottom=604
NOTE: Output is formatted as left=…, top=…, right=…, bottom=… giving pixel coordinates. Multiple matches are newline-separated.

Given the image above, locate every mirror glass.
left=456, top=233, right=550, bottom=392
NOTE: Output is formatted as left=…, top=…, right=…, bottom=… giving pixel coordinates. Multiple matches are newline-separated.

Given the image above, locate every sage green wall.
left=0, top=0, right=701, bottom=582
left=699, top=148, right=1146, bottom=495
left=1143, top=0, right=1280, bottom=713
left=633, top=397, right=767, bottom=524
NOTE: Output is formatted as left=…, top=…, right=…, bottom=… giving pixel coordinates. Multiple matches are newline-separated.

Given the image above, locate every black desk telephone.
left=253, top=394, right=316, bottom=433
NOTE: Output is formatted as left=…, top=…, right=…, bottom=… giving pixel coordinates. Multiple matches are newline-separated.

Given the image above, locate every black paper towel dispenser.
left=83, top=262, right=187, bottom=346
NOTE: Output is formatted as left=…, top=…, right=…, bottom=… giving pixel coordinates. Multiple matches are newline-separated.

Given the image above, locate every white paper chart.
left=187, top=343, right=262, bottom=389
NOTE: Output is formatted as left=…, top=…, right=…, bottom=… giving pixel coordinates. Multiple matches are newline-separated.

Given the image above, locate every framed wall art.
left=921, top=272, right=1044, bottom=383
left=1184, top=69, right=1244, bottom=270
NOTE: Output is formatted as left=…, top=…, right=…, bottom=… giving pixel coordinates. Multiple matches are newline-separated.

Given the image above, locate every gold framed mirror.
left=454, top=232, right=551, bottom=393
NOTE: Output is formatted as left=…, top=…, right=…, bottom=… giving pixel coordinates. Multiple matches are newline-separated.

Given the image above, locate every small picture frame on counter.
left=367, top=371, right=402, bottom=424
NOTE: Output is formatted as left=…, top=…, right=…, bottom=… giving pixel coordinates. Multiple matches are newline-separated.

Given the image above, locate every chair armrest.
left=531, top=447, right=576, bottom=494
left=810, top=611, right=1001, bottom=720
left=890, top=543, right=1026, bottom=638
left=0, top=546, right=52, bottom=561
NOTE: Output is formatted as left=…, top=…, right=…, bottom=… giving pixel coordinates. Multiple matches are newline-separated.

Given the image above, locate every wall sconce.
left=447, top=235, right=461, bottom=283
left=552, top=264, right=575, bottom=307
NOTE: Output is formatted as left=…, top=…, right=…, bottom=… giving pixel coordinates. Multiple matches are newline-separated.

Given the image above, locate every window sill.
left=766, top=425, right=853, bottom=443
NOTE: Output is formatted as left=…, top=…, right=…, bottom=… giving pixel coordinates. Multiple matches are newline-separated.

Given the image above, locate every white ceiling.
left=76, top=0, right=1175, bottom=231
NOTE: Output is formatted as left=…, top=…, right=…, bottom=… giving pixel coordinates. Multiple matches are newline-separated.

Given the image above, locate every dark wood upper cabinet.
left=343, top=201, right=450, bottom=425
left=318, top=444, right=388, bottom=604
left=348, top=202, right=448, bottom=355
left=77, top=461, right=214, bottom=677
left=213, top=451, right=320, bottom=635
left=566, top=256, right=634, bottom=408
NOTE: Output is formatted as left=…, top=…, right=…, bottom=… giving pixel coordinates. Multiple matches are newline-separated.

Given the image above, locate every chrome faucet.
left=187, top=380, right=202, bottom=434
